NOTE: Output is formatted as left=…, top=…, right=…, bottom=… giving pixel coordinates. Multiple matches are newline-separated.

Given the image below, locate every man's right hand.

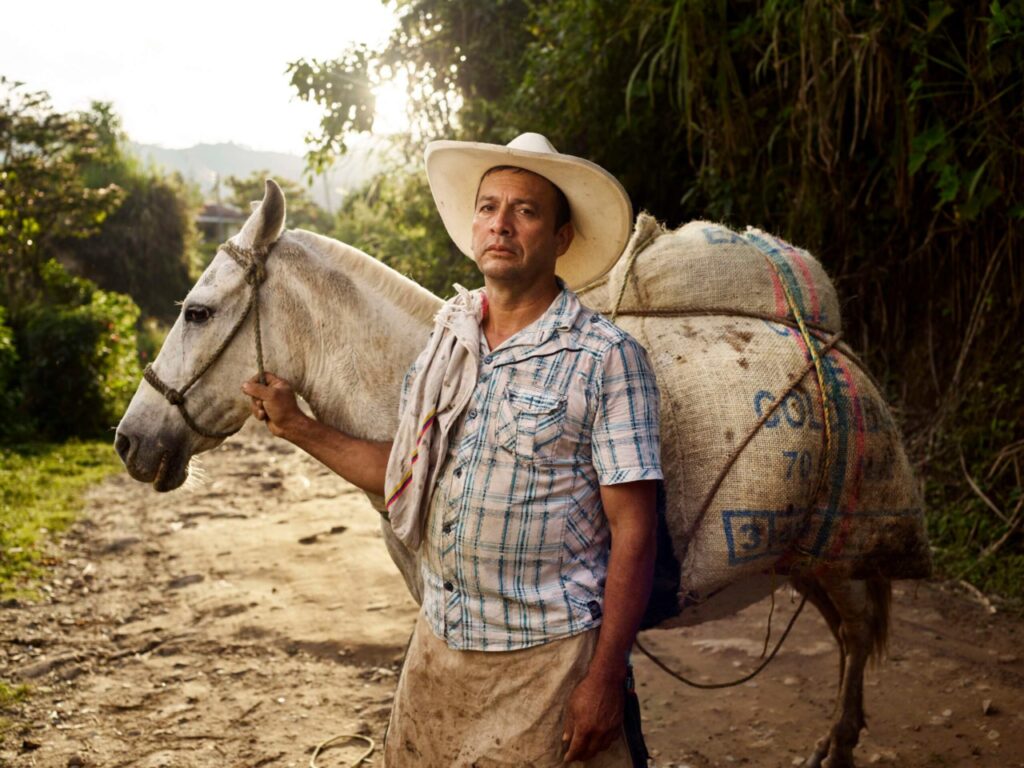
left=241, top=372, right=392, bottom=497
left=242, top=372, right=307, bottom=439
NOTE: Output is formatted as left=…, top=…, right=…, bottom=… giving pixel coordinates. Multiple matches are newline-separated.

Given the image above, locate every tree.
left=64, top=171, right=201, bottom=322
left=225, top=171, right=333, bottom=233
left=332, top=169, right=480, bottom=298
left=57, top=103, right=201, bottom=323
left=0, top=78, right=122, bottom=314
left=287, top=0, right=531, bottom=170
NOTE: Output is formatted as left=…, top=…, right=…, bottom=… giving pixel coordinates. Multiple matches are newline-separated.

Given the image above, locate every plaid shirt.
left=400, top=285, right=662, bottom=651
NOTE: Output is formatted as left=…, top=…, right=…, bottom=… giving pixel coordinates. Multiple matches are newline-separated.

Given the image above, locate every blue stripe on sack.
left=743, top=231, right=810, bottom=325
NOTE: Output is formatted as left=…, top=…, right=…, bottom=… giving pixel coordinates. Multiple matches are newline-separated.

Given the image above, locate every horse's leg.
left=791, top=575, right=846, bottom=767
left=793, top=575, right=891, bottom=768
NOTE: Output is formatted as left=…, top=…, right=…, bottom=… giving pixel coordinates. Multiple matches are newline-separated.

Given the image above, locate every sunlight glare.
left=373, top=74, right=411, bottom=136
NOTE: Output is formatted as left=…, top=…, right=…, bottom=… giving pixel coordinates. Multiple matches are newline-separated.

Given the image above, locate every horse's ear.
left=237, top=179, right=286, bottom=248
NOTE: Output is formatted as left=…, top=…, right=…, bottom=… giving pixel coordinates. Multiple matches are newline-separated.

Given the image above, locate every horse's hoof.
left=822, top=756, right=855, bottom=768
left=805, top=741, right=829, bottom=768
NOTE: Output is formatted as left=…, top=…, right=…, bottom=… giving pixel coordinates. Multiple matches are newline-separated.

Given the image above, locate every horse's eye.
left=184, top=305, right=213, bottom=324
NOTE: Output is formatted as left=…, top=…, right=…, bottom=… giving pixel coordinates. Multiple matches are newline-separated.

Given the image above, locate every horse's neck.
left=280, top=230, right=442, bottom=441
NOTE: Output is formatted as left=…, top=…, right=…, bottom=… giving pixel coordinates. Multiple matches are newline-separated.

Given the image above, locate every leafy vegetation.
left=0, top=306, right=23, bottom=441
left=61, top=101, right=201, bottom=323
left=0, top=78, right=123, bottom=315
left=295, top=0, right=1023, bottom=602
left=333, top=170, right=481, bottom=297
left=0, top=80, right=195, bottom=441
left=225, top=171, right=335, bottom=233
left=19, top=262, right=142, bottom=440
left=0, top=440, right=121, bottom=599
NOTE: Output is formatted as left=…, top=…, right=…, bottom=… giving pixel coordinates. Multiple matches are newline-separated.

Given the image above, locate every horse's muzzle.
left=114, top=428, right=189, bottom=491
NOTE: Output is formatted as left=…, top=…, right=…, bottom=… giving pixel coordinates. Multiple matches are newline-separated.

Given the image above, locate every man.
left=243, top=133, right=662, bottom=766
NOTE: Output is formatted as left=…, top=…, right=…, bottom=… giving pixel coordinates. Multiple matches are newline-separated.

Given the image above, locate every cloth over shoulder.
left=384, top=285, right=484, bottom=550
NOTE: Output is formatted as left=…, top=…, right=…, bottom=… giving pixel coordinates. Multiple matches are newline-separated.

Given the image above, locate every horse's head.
left=115, top=180, right=290, bottom=490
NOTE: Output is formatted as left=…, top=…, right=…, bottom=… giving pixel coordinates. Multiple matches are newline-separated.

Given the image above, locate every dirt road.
left=2, top=424, right=1022, bottom=767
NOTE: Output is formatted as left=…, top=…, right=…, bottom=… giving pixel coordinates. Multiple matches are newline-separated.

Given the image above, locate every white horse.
left=116, top=180, right=889, bottom=767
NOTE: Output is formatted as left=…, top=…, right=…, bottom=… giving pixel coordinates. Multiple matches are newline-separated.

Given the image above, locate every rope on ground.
left=309, top=733, right=375, bottom=768
left=635, top=593, right=808, bottom=690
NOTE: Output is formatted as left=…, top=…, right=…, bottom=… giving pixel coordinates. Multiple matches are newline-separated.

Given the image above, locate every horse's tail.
left=867, top=576, right=891, bottom=662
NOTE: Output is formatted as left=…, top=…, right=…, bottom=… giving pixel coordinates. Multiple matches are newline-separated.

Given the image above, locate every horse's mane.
left=287, top=229, right=443, bottom=323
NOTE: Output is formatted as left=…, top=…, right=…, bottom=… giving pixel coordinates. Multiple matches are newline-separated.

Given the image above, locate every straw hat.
left=424, top=132, right=633, bottom=289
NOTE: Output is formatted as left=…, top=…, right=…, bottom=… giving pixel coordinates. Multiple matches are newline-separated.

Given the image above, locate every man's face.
left=471, top=168, right=573, bottom=287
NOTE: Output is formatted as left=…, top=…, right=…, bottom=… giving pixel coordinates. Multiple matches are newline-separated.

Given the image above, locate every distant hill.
left=129, top=140, right=390, bottom=211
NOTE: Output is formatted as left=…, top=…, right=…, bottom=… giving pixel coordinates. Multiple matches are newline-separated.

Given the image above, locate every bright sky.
left=0, top=1, right=404, bottom=155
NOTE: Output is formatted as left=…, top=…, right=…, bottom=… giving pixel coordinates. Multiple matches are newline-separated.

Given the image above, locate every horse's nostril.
left=114, top=432, right=132, bottom=464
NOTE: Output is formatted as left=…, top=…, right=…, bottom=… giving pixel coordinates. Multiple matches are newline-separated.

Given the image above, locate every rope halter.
left=143, top=238, right=275, bottom=440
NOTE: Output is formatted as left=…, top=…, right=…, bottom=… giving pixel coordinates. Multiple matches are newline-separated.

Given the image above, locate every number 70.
left=783, top=450, right=812, bottom=480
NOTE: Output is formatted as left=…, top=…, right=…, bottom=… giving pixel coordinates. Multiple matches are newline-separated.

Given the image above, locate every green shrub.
left=136, top=316, right=168, bottom=367
left=19, top=261, right=141, bottom=440
left=0, top=305, right=29, bottom=442
left=0, top=308, right=15, bottom=375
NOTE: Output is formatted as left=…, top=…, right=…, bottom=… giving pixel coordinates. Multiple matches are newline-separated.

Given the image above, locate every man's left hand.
left=561, top=669, right=625, bottom=763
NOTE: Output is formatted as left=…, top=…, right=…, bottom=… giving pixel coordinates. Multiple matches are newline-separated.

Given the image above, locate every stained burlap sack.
left=581, top=215, right=930, bottom=614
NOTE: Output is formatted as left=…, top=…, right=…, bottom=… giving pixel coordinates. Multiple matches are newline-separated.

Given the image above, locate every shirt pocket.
left=495, top=386, right=567, bottom=465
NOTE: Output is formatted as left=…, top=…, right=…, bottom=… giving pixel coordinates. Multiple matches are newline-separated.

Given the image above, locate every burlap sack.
left=582, top=215, right=930, bottom=615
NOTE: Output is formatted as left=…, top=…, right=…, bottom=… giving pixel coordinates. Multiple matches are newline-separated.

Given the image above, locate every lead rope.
left=309, top=734, right=375, bottom=768
left=221, top=240, right=268, bottom=387
left=635, top=593, right=807, bottom=689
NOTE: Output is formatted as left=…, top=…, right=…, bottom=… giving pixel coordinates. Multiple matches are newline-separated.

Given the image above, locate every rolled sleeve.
left=592, top=338, right=663, bottom=485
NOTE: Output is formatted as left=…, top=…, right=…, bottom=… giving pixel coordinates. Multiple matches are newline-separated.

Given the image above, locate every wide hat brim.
left=424, top=134, right=633, bottom=290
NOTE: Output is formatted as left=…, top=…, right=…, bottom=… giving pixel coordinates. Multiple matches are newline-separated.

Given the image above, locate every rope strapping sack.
left=584, top=214, right=931, bottom=621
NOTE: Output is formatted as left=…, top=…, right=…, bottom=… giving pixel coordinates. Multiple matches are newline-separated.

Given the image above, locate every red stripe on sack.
left=827, top=353, right=864, bottom=560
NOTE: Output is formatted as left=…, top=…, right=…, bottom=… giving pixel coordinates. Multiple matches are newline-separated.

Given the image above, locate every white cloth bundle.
left=384, top=286, right=484, bottom=549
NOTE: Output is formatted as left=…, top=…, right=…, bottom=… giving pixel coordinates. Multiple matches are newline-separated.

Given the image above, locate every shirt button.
left=453, top=467, right=463, bottom=478
left=442, top=522, right=452, bottom=534
left=484, top=354, right=493, bottom=364
left=479, top=374, right=489, bottom=383
left=590, top=315, right=600, bottom=323
left=444, top=581, right=454, bottom=592
left=467, top=409, right=478, bottom=420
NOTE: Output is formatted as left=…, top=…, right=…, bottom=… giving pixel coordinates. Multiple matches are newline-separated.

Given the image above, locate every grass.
left=0, top=439, right=120, bottom=740
left=0, top=682, right=29, bottom=708
left=0, top=681, right=30, bottom=740
left=0, top=439, right=121, bottom=600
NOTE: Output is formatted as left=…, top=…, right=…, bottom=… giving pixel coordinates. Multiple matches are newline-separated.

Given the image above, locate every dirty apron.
left=383, top=612, right=630, bottom=767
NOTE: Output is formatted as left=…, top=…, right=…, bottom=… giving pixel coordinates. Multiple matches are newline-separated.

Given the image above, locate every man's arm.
left=562, top=479, right=657, bottom=763
left=242, top=373, right=392, bottom=497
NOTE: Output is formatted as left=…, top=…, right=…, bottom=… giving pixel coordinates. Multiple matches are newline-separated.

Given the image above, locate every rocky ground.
left=1, top=423, right=1022, bottom=767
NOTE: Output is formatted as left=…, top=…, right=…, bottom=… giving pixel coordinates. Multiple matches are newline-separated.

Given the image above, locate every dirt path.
left=2, top=424, right=1022, bottom=768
